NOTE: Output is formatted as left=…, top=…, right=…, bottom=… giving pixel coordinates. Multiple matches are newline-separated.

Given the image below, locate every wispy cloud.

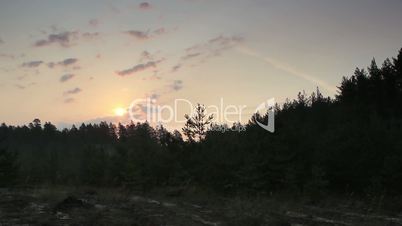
left=176, top=35, right=244, bottom=69
left=81, top=32, right=101, bottom=40
left=61, top=58, right=78, bottom=66
left=64, top=87, right=82, bottom=95
left=0, top=37, right=4, bottom=44
left=181, top=52, right=201, bottom=61
left=125, top=30, right=150, bottom=40
left=170, top=80, right=183, bottom=91
left=15, top=84, right=25, bottom=90
left=116, top=60, right=163, bottom=77
left=142, top=74, right=161, bottom=81
left=185, top=35, right=243, bottom=59
left=140, top=51, right=152, bottom=62
left=88, top=19, right=100, bottom=27
left=171, top=64, right=181, bottom=72
left=139, top=2, right=152, bottom=10
left=48, top=58, right=78, bottom=68
left=0, top=54, right=15, bottom=60
left=64, top=98, right=75, bottom=104
left=138, top=50, right=162, bottom=63
left=21, top=60, right=44, bottom=68
left=34, top=31, right=79, bottom=47
left=108, top=3, right=121, bottom=14
left=237, top=46, right=337, bottom=94
left=151, top=80, right=184, bottom=100
left=125, top=28, right=170, bottom=41
left=60, top=74, right=75, bottom=82
left=14, top=82, right=36, bottom=89
left=34, top=31, right=100, bottom=47
left=153, top=28, right=166, bottom=35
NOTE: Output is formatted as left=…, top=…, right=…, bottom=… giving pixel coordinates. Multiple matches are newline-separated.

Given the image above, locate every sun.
left=114, top=107, right=126, bottom=117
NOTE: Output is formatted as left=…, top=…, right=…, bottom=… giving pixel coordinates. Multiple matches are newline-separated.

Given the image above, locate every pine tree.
left=182, top=104, right=213, bottom=142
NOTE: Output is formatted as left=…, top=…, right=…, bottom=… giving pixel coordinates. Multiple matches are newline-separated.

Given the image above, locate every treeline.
left=1, top=48, right=402, bottom=198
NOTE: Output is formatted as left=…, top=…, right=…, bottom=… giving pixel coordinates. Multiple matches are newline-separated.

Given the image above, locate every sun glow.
left=114, top=107, right=126, bottom=116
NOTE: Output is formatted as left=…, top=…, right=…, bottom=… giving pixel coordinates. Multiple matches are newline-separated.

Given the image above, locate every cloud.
left=208, top=35, right=244, bottom=56
left=125, top=28, right=170, bottom=41
left=64, top=87, right=82, bottom=95
left=171, top=64, right=181, bottom=72
left=188, top=35, right=243, bottom=57
left=122, top=81, right=184, bottom=122
left=140, top=51, right=152, bottom=62
left=170, top=80, right=183, bottom=91
left=209, top=35, right=244, bottom=45
left=116, top=60, right=162, bottom=76
left=64, top=98, right=75, bottom=103
left=15, top=84, right=25, bottom=90
left=88, top=19, right=100, bottom=27
left=81, top=32, right=100, bottom=40
left=139, top=2, right=152, bottom=10
left=125, top=30, right=150, bottom=40
left=177, top=35, right=244, bottom=68
left=13, top=81, right=36, bottom=90
left=16, top=74, right=28, bottom=81
left=48, top=58, right=78, bottom=68
left=149, top=80, right=184, bottom=101
left=0, top=54, right=15, bottom=60
left=62, top=58, right=78, bottom=65
left=142, top=74, right=161, bottom=81
left=21, top=60, right=44, bottom=68
left=34, top=31, right=79, bottom=47
left=128, top=93, right=160, bottom=121
left=34, top=31, right=100, bottom=47
left=125, top=81, right=184, bottom=122
left=0, top=38, right=4, bottom=44
left=19, top=58, right=78, bottom=70
left=181, top=52, right=201, bottom=61
left=60, top=74, right=75, bottom=82
left=108, top=3, right=121, bottom=14
left=148, top=93, right=160, bottom=100
left=139, top=50, right=162, bottom=63
left=153, top=28, right=166, bottom=35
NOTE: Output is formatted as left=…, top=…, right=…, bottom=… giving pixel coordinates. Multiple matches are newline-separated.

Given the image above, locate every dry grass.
left=1, top=186, right=401, bottom=226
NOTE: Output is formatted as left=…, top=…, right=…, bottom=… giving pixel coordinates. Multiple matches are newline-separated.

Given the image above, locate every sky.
left=1, top=0, right=402, bottom=129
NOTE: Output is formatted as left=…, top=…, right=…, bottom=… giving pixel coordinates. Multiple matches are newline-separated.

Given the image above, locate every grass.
left=1, top=186, right=402, bottom=225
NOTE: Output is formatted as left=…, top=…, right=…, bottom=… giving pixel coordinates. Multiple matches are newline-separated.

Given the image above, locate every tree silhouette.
left=0, top=148, right=18, bottom=187
left=182, top=104, right=213, bottom=142
left=1, top=47, right=402, bottom=196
